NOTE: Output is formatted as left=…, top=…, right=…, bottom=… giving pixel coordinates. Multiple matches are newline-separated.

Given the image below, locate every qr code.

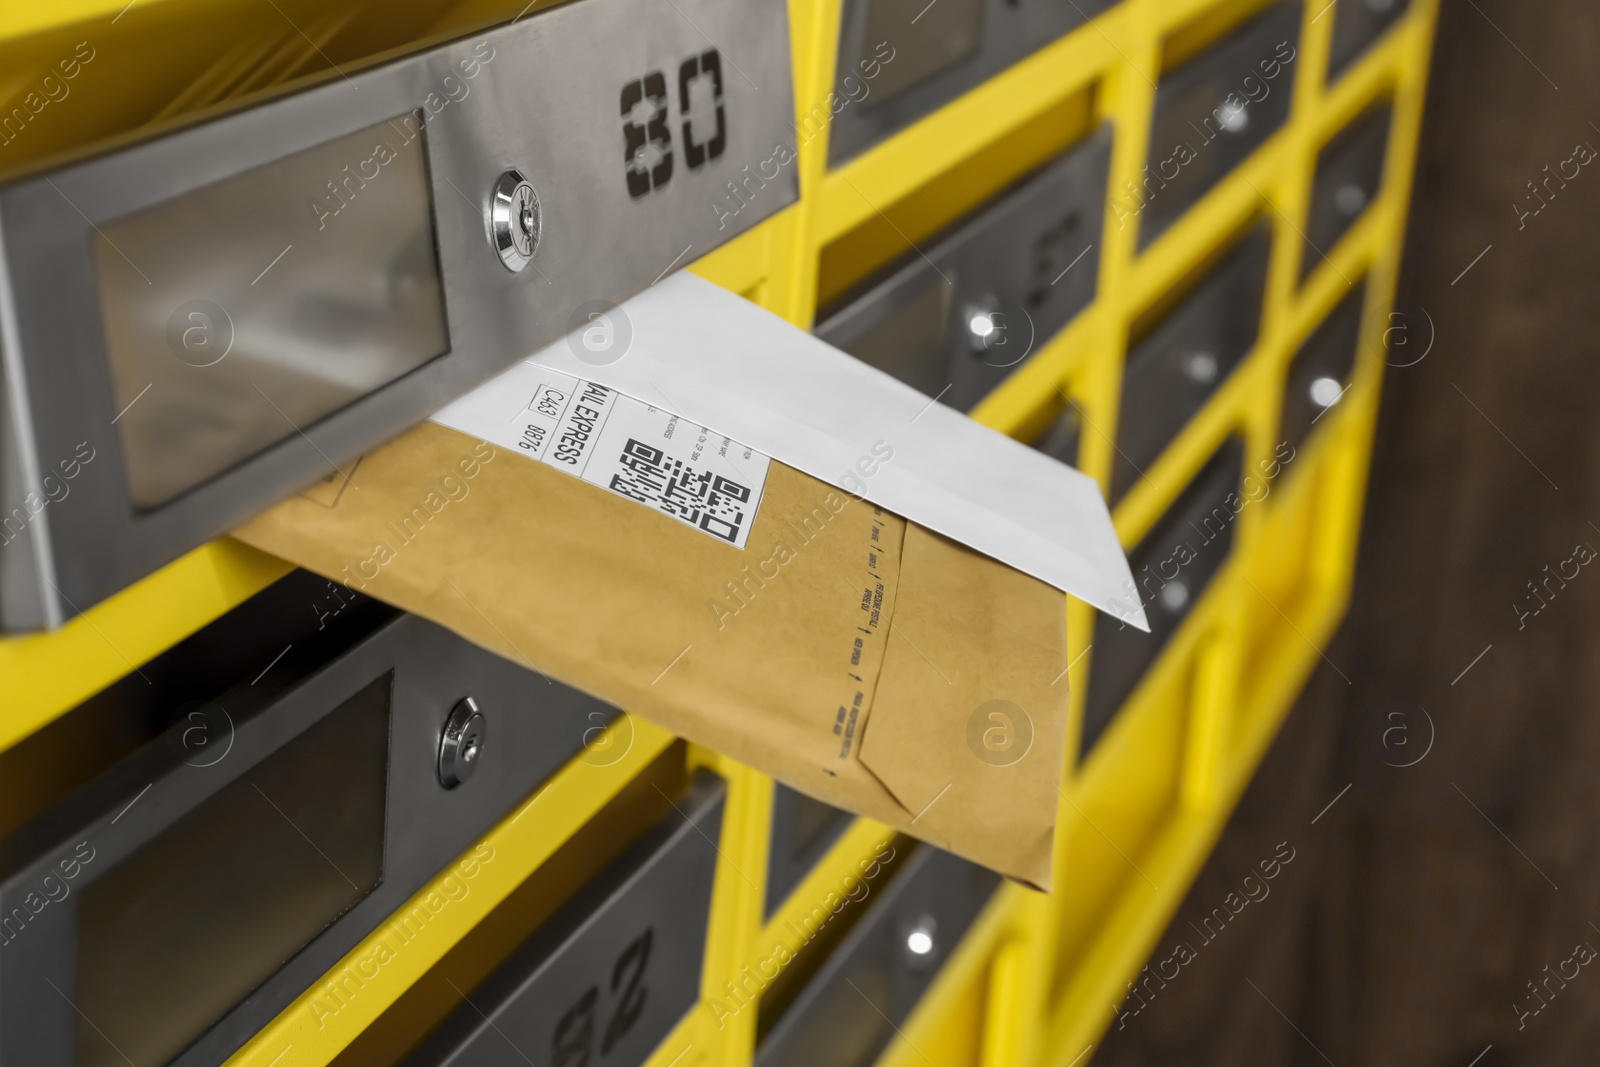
left=609, top=438, right=753, bottom=542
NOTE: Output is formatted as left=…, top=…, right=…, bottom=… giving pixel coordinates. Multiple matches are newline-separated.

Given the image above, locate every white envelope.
left=435, top=272, right=1146, bottom=630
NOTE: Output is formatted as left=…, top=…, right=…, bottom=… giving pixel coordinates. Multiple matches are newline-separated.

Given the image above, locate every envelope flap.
left=856, top=525, right=1067, bottom=889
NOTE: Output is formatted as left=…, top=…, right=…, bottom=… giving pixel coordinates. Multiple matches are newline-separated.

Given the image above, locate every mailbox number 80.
left=620, top=50, right=727, bottom=199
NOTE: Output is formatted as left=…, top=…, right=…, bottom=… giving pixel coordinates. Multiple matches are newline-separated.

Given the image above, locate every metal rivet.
left=490, top=170, right=540, bottom=273
left=439, top=696, right=487, bottom=789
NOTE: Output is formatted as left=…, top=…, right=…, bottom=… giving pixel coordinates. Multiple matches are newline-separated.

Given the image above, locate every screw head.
left=1334, top=183, right=1368, bottom=218
left=1182, top=350, right=1219, bottom=385
left=901, top=914, right=939, bottom=971
left=965, top=297, right=1003, bottom=353
left=1310, top=375, right=1346, bottom=409
left=1217, top=101, right=1249, bottom=134
left=439, top=696, right=487, bottom=789
left=1160, top=579, right=1190, bottom=613
left=490, top=170, right=540, bottom=272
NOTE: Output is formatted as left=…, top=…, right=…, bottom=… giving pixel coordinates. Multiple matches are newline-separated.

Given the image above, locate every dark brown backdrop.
left=1093, top=2, right=1600, bottom=1064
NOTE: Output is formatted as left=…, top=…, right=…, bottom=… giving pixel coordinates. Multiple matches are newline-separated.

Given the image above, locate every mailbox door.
left=1140, top=3, right=1302, bottom=247
left=1112, top=228, right=1270, bottom=501
left=402, top=772, right=726, bottom=1067
left=0, top=0, right=797, bottom=633
left=815, top=128, right=1112, bottom=413
left=1303, top=106, right=1392, bottom=277
left=1280, top=287, right=1366, bottom=458
left=0, top=570, right=613, bottom=1067
left=1082, top=439, right=1245, bottom=756
left=756, top=843, right=1000, bottom=1067
left=827, top=0, right=1116, bottom=166
left=1328, top=0, right=1410, bottom=82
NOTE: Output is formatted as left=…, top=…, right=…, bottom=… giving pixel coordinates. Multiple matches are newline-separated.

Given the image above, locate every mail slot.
left=1302, top=104, right=1392, bottom=277
left=1281, top=287, right=1366, bottom=458
left=826, top=0, right=1116, bottom=167
left=1031, top=405, right=1082, bottom=469
left=767, top=784, right=856, bottom=918
left=1327, top=0, right=1410, bottom=82
left=0, top=569, right=616, bottom=1067
left=0, top=0, right=796, bottom=633
left=756, top=843, right=1000, bottom=1067
left=1112, top=227, right=1269, bottom=502
left=1140, top=2, right=1302, bottom=248
left=403, top=771, right=725, bottom=1067
left=1081, top=439, right=1244, bottom=757
left=814, top=128, right=1111, bottom=413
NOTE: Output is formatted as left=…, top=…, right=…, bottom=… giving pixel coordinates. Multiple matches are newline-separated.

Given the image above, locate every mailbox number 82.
left=550, top=927, right=654, bottom=1066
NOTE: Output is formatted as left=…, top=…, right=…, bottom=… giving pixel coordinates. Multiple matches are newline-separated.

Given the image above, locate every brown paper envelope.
left=231, top=422, right=1066, bottom=887
left=858, top=525, right=1066, bottom=887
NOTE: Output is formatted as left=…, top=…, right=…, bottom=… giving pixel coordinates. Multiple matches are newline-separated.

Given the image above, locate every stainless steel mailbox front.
left=1082, top=439, right=1244, bottom=758
left=402, top=772, right=726, bottom=1067
left=0, top=0, right=797, bottom=632
left=755, top=843, right=999, bottom=1067
left=826, top=0, right=1116, bottom=167
left=0, top=570, right=617, bottom=1067
left=814, top=127, right=1111, bottom=414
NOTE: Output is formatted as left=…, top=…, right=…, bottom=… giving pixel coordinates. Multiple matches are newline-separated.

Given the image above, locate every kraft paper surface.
left=232, top=422, right=1068, bottom=888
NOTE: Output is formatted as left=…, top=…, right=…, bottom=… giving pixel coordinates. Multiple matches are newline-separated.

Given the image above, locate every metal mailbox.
left=756, top=843, right=999, bottom=1067
left=766, top=783, right=855, bottom=919
left=1082, top=439, right=1244, bottom=757
left=1140, top=2, right=1302, bottom=248
left=0, top=0, right=797, bottom=633
left=0, top=570, right=616, bottom=1067
left=826, top=0, right=1116, bottom=167
left=1302, top=104, right=1392, bottom=278
left=1280, top=286, right=1366, bottom=458
left=814, top=127, right=1111, bottom=413
left=402, top=772, right=726, bottom=1067
left=1112, top=227, right=1269, bottom=501
left=1327, top=0, right=1410, bottom=82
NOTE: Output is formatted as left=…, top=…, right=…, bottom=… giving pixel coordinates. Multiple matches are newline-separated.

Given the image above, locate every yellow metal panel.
left=0, top=539, right=290, bottom=751
left=689, top=222, right=775, bottom=300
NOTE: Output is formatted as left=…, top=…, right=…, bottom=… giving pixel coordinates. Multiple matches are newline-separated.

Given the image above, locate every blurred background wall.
left=1094, top=2, right=1600, bottom=1064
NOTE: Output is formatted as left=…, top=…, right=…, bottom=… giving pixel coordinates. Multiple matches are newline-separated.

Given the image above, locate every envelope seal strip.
left=829, top=504, right=900, bottom=765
